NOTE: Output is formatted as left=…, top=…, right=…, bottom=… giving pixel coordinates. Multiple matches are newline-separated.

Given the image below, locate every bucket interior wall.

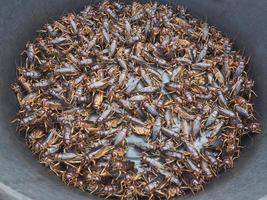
left=0, top=0, right=267, bottom=199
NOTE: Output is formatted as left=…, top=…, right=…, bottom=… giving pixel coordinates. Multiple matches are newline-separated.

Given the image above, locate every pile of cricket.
left=11, top=1, right=260, bottom=199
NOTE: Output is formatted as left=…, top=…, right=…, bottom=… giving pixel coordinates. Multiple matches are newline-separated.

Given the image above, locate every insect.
left=19, top=110, right=46, bottom=127
left=34, top=129, right=58, bottom=152
left=192, top=115, right=202, bottom=138
left=42, top=144, right=61, bottom=157
left=205, top=109, right=218, bottom=128
left=196, top=45, right=208, bottom=62
left=51, top=37, right=67, bottom=44
left=143, top=102, right=158, bottom=116
left=97, top=106, right=113, bottom=123
left=233, top=61, right=245, bottom=80
left=134, top=142, right=155, bottom=151
left=54, top=152, right=80, bottom=162
left=151, top=117, right=162, bottom=140
left=129, top=95, right=147, bottom=102
left=113, top=128, right=127, bottom=146
left=164, top=151, right=185, bottom=160
left=63, top=122, right=72, bottom=145
left=235, top=105, right=250, bottom=118
left=18, top=68, right=42, bottom=79
left=138, top=86, right=159, bottom=93
left=88, top=138, right=110, bottom=149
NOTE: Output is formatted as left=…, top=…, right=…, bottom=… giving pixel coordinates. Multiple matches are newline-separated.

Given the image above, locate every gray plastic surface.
left=0, top=0, right=267, bottom=200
